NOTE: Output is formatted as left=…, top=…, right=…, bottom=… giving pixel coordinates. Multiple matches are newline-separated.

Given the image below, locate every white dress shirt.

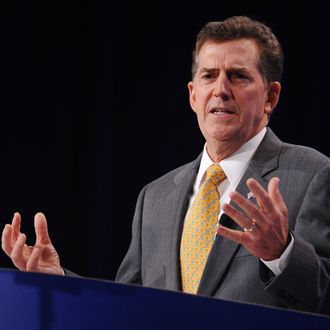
left=185, top=127, right=293, bottom=276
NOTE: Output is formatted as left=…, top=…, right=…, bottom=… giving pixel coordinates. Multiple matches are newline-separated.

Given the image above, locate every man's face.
left=188, top=39, right=280, bottom=157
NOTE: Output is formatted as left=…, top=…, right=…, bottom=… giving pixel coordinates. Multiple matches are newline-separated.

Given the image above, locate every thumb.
left=34, top=212, right=52, bottom=245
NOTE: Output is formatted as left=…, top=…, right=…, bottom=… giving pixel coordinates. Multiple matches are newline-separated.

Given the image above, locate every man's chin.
left=207, top=128, right=240, bottom=143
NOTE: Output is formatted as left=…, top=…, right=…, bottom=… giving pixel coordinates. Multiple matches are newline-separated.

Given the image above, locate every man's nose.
left=213, top=75, right=232, bottom=101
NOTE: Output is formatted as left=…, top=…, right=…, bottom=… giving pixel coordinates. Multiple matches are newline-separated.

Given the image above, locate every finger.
left=229, top=191, right=267, bottom=225
left=222, top=203, right=255, bottom=230
left=217, top=225, right=247, bottom=245
left=11, top=212, right=21, bottom=243
left=34, top=213, right=52, bottom=245
left=11, top=233, right=27, bottom=270
left=246, top=178, right=275, bottom=213
left=2, top=224, right=14, bottom=256
left=268, top=177, right=287, bottom=214
left=26, top=246, right=41, bottom=272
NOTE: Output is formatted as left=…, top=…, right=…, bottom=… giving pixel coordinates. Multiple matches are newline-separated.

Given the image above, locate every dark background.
left=0, top=0, right=329, bottom=280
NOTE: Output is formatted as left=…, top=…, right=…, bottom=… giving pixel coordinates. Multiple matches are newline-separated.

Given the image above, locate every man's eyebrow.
left=227, top=67, right=250, bottom=74
left=199, top=68, right=219, bottom=74
left=199, top=67, right=250, bottom=74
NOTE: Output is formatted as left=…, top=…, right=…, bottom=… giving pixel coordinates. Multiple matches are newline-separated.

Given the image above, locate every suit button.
left=277, top=289, right=298, bottom=304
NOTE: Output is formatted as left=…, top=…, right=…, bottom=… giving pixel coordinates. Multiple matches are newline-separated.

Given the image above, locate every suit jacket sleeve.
left=261, top=164, right=330, bottom=314
left=115, top=185, right=147, bottom=285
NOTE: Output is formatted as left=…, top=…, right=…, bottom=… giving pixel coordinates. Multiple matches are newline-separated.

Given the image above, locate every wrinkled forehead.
left=196, top=39, right=260, bottom=70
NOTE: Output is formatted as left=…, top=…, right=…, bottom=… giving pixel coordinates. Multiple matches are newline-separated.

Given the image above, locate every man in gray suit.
left=2, top=16, right=330, bottom=315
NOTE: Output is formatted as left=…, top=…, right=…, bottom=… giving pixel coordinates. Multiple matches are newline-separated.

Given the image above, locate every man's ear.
left=188, top=81, right=197, bottom=114
left=265, top=81, right=281, bottom=115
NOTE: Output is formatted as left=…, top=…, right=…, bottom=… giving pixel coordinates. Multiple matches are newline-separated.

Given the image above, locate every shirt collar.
left=196, top=127, right=267, bottom=189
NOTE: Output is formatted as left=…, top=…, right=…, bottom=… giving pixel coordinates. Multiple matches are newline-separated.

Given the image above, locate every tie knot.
left=205, top=164, right=226, bottom=185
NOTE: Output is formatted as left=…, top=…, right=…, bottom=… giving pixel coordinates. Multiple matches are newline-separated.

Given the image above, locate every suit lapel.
left=166, top=154, right=202, bottom=290
left=197, top=128, right=283, bottom=296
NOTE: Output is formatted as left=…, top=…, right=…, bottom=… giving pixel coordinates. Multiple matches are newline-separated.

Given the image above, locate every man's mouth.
left=210, top=107, right=235, bottom=115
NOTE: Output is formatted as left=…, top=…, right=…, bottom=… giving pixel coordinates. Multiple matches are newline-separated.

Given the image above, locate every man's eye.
left=201, top=73, right=216, bottom=79
left=231, top=73, right=249, bottom=80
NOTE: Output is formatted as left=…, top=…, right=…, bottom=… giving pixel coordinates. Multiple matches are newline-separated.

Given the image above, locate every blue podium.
left=0, top=268, right=329, bottom=330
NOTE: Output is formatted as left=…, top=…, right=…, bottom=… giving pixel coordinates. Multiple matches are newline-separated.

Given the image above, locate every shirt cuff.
left=261, top=233, right=294, bottom=276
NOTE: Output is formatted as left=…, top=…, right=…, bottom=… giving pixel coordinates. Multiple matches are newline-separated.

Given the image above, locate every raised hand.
left=217, top=177, right=289, bottom=261
left=1, top=212, right=63, bottom=275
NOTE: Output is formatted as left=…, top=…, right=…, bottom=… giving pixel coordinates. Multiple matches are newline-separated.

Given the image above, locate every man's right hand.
left=1, top=212, right=63, bottom=275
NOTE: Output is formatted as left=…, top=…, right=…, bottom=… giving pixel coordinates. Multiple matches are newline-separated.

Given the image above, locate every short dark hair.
left=191, top=16, right=283, bottom=84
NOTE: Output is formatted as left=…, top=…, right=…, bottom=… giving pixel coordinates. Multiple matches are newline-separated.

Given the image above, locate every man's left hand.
left=217, top=177, right=289, bottom=261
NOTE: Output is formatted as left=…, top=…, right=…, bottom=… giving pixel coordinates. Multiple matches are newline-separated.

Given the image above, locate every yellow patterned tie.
left=180, top=164, right=226, bottom=294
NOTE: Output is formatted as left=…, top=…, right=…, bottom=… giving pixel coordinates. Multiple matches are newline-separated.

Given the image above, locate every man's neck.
left=206, top=127, right=267, bottom=163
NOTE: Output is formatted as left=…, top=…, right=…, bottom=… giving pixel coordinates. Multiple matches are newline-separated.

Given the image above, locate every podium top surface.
left=0, top=268, right=329, bottom=330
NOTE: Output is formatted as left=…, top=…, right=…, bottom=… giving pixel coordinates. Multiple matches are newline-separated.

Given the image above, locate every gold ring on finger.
left=243, top=221, right=256, bottom=232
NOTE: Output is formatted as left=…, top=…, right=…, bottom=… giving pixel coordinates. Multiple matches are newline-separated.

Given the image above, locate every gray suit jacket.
left=116, top=128, right=330, bottom=315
